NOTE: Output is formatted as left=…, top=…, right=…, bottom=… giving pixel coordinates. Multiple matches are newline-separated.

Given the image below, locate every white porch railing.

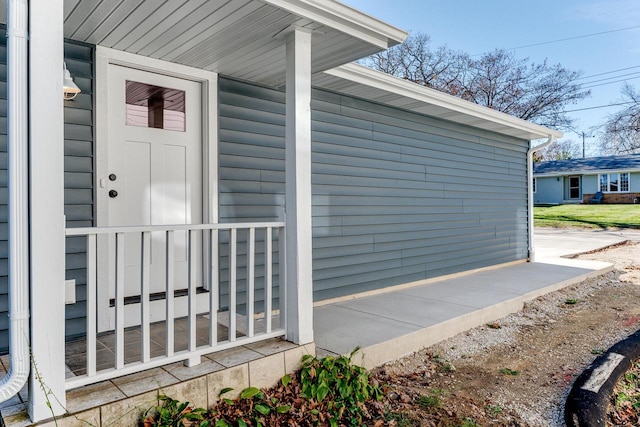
left=64, top=222, right=286, bottom=390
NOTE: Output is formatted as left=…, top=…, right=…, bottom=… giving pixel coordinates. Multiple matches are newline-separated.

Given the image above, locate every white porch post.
left=285, top=28, right=314, bottom=344
left=28, top=0, right=67, bottom=420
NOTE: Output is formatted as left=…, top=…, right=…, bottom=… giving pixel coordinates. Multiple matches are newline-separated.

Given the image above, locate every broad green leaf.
left=276, top=405, right=291, bottom=413
left=218, top=387, right=234, bottom=397
left=255, top=403, right=271, bottom=415
left=317, top=384, right=330, bottom=402
left=281, top=374, right=291, bottom=387
left=240, top=387, right=261, bottom=399
left=238, top=419, right=248, bottom=427
left=215, top=420, right=230, bottom=427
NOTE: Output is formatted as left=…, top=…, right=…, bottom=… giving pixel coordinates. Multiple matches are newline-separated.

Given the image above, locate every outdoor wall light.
left=63, top=61, right=81, bottom=100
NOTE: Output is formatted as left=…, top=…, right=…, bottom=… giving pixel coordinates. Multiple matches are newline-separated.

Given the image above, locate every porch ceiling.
left=0, top=0, right=406, bottom=87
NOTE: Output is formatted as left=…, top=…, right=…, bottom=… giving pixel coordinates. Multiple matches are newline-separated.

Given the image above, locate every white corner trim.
left=262, top=0, right=407, bottom=48
left=323, top=63, right=564, bottom=141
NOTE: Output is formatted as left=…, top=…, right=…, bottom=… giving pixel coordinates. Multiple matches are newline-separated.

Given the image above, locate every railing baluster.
left=188, top=230, right=197, bottom=353
left=209, top=229, right=219, bottom=346
left=115, top=232, right=125, bottom=370
left=265, top=227, right=273, bottom=334
left=229, top=228, right=237, bottom=342
left=86, top=234, right=97, bottom=377
left=279, top=226, right=287, bottom=332
left=141, top=231, right=151, bottom=363
left=247, top=227, right=255, bottom=337
left=166, top=230, right=175, bottom=357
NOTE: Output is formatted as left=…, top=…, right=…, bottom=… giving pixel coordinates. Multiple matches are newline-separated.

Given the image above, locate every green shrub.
left=299, top=347, right=383, bottom=426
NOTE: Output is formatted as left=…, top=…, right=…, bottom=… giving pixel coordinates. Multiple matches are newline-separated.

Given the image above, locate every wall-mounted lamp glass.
left=63, top=61, right=81, bottom=100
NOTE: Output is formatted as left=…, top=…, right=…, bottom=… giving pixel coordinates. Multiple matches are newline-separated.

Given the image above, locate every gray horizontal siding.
left=0, top=33, right=94, bottom=351
left=63, top=41, right=94, bottom=341
left=219, top=76, right=529, bottom=302
left=312, top=90, right=528, bottom=300
left=218, top=79, right=286, bottom=310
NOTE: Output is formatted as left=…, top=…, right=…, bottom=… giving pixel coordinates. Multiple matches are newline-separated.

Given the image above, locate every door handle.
left=109, top=190, right=118, bottom=198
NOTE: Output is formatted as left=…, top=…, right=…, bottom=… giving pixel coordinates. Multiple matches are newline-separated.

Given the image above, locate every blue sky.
left=344, top=0, right=640, bottom=156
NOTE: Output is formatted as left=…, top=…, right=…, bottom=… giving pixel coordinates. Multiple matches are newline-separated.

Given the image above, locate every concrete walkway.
left=314, top=229, right=621, bottom=368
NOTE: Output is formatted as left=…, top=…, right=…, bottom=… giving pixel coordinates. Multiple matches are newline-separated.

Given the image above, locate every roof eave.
left=535, top=168, right=640, bottom=177
left=321, top=63, right=564, bottom=141
left=262, top=0, right=408, bottom=49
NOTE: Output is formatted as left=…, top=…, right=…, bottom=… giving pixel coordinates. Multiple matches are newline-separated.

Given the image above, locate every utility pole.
left=579, top=131, right=593, bottom=158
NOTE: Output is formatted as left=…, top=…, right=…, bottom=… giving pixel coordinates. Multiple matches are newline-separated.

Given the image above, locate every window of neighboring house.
left=599, top=172, right=630, bottom=192
left=533, top=177, right=537, bottom=193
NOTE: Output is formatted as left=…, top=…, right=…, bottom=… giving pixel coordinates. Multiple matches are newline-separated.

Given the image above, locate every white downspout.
left=527, top=135, right=555, bottom=262
left=0, top=0, right=31, bottom=402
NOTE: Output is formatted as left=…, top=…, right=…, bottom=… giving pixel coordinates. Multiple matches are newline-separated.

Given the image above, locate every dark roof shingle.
left=534, top=154, right=640, bottom=175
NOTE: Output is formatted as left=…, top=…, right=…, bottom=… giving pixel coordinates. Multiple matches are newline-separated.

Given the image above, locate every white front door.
left=106, top=64, right=203, bottom=303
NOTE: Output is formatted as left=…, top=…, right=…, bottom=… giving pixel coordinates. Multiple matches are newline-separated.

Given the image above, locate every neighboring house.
left=534, top=154, right=640, bottom=204
left=0, top=0, right=561, bottom=423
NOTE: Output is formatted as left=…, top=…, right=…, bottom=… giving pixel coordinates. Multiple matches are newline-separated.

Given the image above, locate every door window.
left=125, top=81, right=186, bottom=132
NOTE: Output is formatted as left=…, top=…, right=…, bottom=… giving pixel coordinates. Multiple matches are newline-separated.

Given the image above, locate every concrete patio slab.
left=398, top=280, right=522, bottom=308
left=312, top=305, right=421, bottom=355
left=314, top=229, right=622, bottom=369
left=335, top=292, right=478, bottom=327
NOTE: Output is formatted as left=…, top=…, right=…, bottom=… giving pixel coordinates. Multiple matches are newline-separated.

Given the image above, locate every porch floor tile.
left=110, top=368, right=179, bottom=397
left=204, top=346, right=263, bottom=368
left=65, top=315, right=230, bottom=378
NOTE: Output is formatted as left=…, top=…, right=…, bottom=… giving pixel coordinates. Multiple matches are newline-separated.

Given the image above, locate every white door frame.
left=95, top=47, right=218, bottom=330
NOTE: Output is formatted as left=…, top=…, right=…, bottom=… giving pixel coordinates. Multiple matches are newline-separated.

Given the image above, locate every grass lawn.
left=534, top=204, right=640, bottom=229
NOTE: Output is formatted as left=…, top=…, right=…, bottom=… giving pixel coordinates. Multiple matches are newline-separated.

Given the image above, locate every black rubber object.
left=565, top=328, right=640, bottom=426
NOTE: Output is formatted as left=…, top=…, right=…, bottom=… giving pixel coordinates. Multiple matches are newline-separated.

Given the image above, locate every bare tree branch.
left=361, top=34, right=590, bottom=130
left=600, top=84, right=640, bottom=154
left=534, top=139, right=582, bottom=161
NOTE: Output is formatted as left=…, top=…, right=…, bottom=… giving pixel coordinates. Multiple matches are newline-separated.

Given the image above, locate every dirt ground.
left=372, top=240, right=640, bottom=426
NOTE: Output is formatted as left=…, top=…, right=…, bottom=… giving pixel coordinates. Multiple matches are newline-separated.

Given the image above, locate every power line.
left=562, top=101, right=637, bottom=113
left=580, top=71, right=640, bottom=86
left=505, top=25, right=640, bottom=51
left=582, top=75, right=640, bottom=89
left=536, top=101, right=637, bottom=117
left=575, top=65, right=640, bottom=81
